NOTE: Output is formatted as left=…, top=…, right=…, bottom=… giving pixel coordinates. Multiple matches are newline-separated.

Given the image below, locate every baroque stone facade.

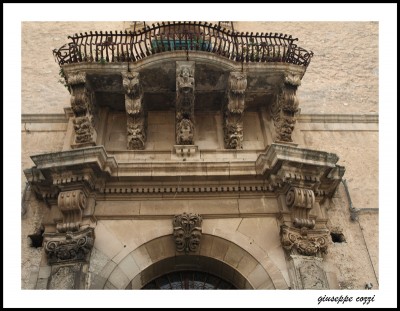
left=19, top=21, right=379, bottom=295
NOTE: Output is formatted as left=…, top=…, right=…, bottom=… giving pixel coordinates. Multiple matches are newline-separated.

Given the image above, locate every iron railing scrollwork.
left=53, top=22, right=313, bottom=67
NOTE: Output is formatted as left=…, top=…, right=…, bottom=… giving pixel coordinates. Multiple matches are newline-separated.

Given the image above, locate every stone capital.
left=43, top=227, right=94, bottom=265
left=281, top=225, right=329, bottom=257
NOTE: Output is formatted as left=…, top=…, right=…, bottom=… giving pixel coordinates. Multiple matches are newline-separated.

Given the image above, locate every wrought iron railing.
left=53, top=22, right=313, bottom=67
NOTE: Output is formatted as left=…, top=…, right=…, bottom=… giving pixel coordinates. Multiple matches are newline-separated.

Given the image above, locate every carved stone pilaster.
left=286, top=187, right=316, bottom=229
left=176, top=62, right=195, bottom=145
left=122, top=71, right=147, bottom=150
left=57, top=190, right=87, bottom=233
left=281, top=225, right=329, bottom=257
left=271, top=73, right=301, bottom=143
left=224, top=72, right=247, bottom=149
left=43, top=227, right=94, bottom=265
left=67, top=71, right=97, bottom=147
left=173, top=213, right=202, bottom=254
left=288, top=255, right=329, bottom=289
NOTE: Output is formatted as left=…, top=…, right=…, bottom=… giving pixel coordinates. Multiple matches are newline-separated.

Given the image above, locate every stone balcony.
left=53, top=22, right=313, bottom=150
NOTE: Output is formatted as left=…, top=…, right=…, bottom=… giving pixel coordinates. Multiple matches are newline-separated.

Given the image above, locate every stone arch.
left=92, top=230, right=289, bottom=290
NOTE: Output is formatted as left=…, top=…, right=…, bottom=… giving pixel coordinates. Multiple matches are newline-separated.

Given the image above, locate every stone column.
left=270, top=73, right=301, bottom=143
left=224, top=72, right=247, bottom=149
left=67, top=71, right=97, bottom=148
left=176, top=61, right=195, bottom=145
left=122, top=71, right=147, bottom=150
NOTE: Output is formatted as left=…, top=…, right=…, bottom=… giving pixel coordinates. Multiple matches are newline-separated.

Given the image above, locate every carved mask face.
left=188, top=230, right=201, bottom=251
left=173, top=228, right=185, bottom=251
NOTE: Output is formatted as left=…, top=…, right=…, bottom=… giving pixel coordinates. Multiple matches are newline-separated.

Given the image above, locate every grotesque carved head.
left=127, top=123, right=145, bottom=149
left=188, top=229, right=202, bottom=252
left=225, top=123, right=243, bottom=149
left=173, top=227, right=186, bottom=252
left=177, top=118, right=194, bottom=145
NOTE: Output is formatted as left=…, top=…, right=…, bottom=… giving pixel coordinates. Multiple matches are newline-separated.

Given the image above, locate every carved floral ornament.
left=281, top=225, right=329, bottom=257
left=173, top=213, right=202, bottom=254
left=44, top=228, right=94, bottom=265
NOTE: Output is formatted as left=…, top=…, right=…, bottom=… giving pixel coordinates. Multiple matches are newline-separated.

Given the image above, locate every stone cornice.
left=21, top=114, right=68, bottom=123
left=26, top=144, right=344, bottom=200
left=21, top=113, right=379, bottom=125
left=256, top=144, right=345, bottom=196
left=298, top=114, right=379, bottom=124
left=256, top=143, right=339, bottom=174
left=30, top=146, right=117, bottom=175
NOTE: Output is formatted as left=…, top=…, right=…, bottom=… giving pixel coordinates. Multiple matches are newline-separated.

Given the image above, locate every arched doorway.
left=142, top=271, right=236, bottom=289
left=126, top=255, right=248, bottom=289
left=91, top=233, right=288, bottom=290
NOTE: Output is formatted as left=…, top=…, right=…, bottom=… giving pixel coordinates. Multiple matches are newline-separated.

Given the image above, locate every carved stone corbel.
left=281, top=225, right=329, bottom=257
left=224, top=72, right=247, bottom=149
left=43, top=227, right=94, bottom=265
left=67, top=71, right=97, bottom=147
left=56, top=190, right=87, bottom=233
left=286, top=187, right=316, bottom=229
left=173, top=213, right=202, bottom=254
left=271, top=73, right=301, bottom=143
left=122, top=71, right=147, bottom=150
left=176, top=62, right=195, bottom=145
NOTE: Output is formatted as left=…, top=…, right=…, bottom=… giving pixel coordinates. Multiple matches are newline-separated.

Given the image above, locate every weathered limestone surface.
left=236, top=22, right=379, bottom=114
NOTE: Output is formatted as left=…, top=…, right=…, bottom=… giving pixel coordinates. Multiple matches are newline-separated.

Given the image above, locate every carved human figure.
left=177, top=66, right=194, bottom=93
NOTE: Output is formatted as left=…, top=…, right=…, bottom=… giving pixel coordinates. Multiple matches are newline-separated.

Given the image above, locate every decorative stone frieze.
left=270, top=73, right=302, bottom=143
left=224, top=72, right=247, bottom=149
left=286, top=187, right=316, bottom=229
left=122, top=71, right=147, bottom=150
left=281, top=225, right=329, bottom=256
left=57, top=190, right=87, bottom=233
left=43, top=227, right=94, bottom=265
left=176, top=62, right=195, bottom=145
left=173, top=213, right=202, bottom=254
left=67, top=71, right=97, bottom=147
